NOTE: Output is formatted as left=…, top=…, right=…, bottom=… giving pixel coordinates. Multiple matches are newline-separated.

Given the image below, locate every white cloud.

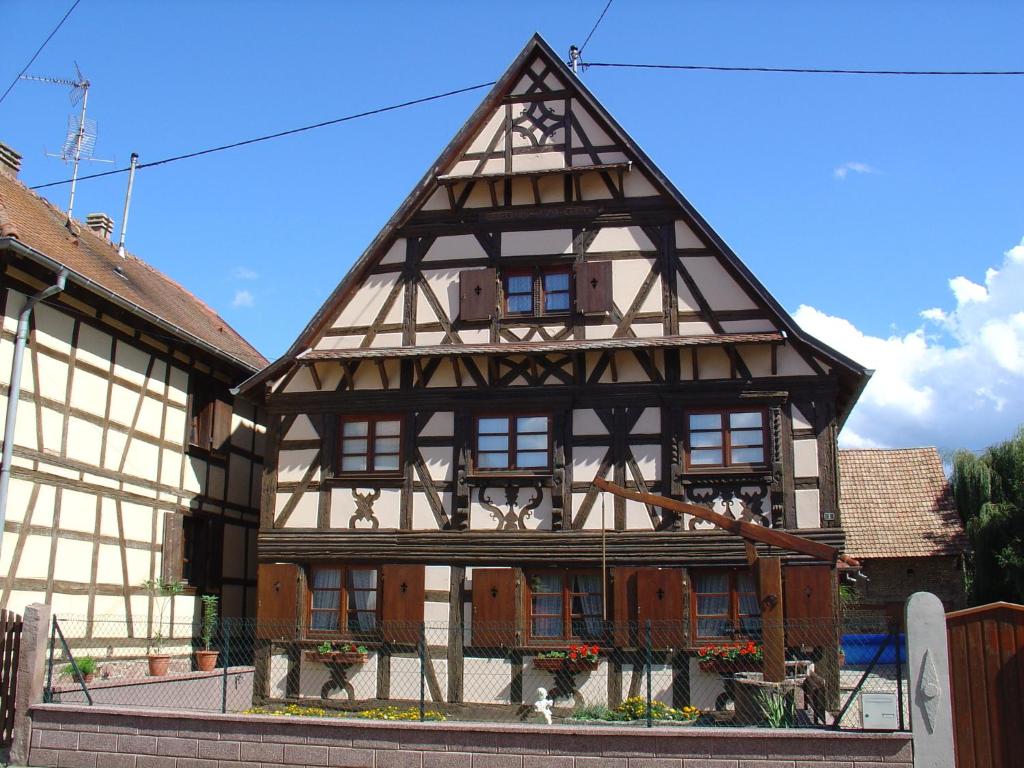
left=795, top=236, right=1024, bottom=451
left=232, top=266, right=259, bottom=280
left=833, top=161, right=877, bottom=180
left=232, top=289, right=255, bottom=308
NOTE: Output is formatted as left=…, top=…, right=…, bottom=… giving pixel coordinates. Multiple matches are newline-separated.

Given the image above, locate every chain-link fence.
left=43, top=614, right=907, bottom=730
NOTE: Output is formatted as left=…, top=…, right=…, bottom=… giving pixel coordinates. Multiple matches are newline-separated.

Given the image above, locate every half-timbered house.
left=0, top=142, right=266, bottom=631
left=240, top=35, right=870, bottom=712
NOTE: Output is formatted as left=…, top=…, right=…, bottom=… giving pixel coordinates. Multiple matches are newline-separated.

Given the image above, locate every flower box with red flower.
left=304, top=642, right=369, bottom=665
left=534, top=644, right=600, bottom=672
left=696, top=642, right=763, bottom=674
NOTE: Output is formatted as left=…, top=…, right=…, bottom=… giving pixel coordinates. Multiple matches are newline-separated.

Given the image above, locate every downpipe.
left=0, top=269, right=69, bottom=550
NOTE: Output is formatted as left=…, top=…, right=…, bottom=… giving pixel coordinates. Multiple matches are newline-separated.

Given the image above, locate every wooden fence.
left=946, top=602, right=1024, bottom=768
left=0, top=609, right=22, bottom=747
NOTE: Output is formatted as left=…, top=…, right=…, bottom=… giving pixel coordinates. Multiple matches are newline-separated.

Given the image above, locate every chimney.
left=85, top=212, right=115, bottom=240
left=0, top=142, right=21, bottom=178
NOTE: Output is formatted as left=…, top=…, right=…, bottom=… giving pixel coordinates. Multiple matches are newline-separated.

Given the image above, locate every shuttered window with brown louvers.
left=381, top=564, right=425, bottom=644
left=471, top=568, right=518, bottom=647
left=574, top=261, right=613, bottom=314
left=256, top=563, right=302, bottom=640
left=160, top=511, right=185, bottom=584
left=636, top=568, right=686, bottom=649
left=783, top=565, right=836, bottom=646
left=459, top=268, right=496, bottom=321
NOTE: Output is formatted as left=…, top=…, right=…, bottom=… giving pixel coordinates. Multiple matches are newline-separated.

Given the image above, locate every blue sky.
left=3, top=1, right=1023, bottom=452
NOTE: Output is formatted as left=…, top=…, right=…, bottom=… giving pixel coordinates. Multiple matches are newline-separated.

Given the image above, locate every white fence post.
left=905, top=592, right=955, bottom=768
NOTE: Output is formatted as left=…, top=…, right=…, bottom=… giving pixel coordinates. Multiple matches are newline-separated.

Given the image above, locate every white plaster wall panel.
left=420, top=446, right=453, bottom=482
left=625, top=499, right=655, bottom=531
left=462, top=657, right=512, bottom=704
left=278, top=449, right=320, bottom=483
left=74, top=323, right=112, bottom=371
left=2, top=478, right=53, bottom=524
left=58, top=488, right=96, bottom=533
left=349, top=358, right=400, bottom=389
left=721, top=319, right=778, bottom=334
left=123, top=438, right=160, bottom=483
left=106, top=383, right=135, bottom=427
left=81, top=472, right=118, bottom=491
left=419, top=411, right=454, bottom=438
left=572, top=409, right=608, bottom=436
left=623, top=171, right=659, bottom=198
left=425, top=235, right=487, bottom=263
left=598, top=351, right=651, bottom=384
left=329, top=487, right=401, bottom=529
left=412, top=491, right=452, bottom=530
left=579, top=173, right=615, bottom=201
left=571, top=446, right=609, bottom=484
left=100, top=430, right=125, bottom=472
left=571, top=101, right=613, bottom=145
left=135, top=396, right=164, bottom=439
left=776, top=345, right=816, bottom=376
left=462, top=600, right=472, bottom=647
left=630, top=322, right=663, bottom=339
left=465, top=107, right=505, bottom=152
left=611, top=258, right=658, bottom=313
left=282, top=366, right=318, bottom=393
left=677, top=322, right=716, bottom=339
left=584, top=323, right=616, bottom=340
left=389, top=655, right=449, bottom=702
left=275, top=491, right=318, bottom=528
left=502, top=229, right=573, bottom=257
left=537, top=174, right=564, bottom=204
left=631, top=445, right=661, bottom=481
left=313, top=334, right=362, bottom=352
left=696, top=347, right=731, bottom=380
left=35, top=353, right=68, bottom=402
left=524, top=659, right=610, bottom=707
left=674, top=220, right=704, bottom=249
left=511, top=151, right=565, bottom=173
left=114, top=342, right=150, bottom=386
left=630, top=408, right=660, bottom=435
left=424, top=601, right=449, bottom=625
left=146, top=359, right=167, bottom=396
left=795, top=489, right=821, bottom=529
left=425, top=565, right=451, bottom=592
left=331, top=272, right=403, bottom=329
left=543, top=70, right=565, bottom=89
left=378, top=239, right=406, bottom=266
left=689, top=659, right=726, bottom=711
left=228, top=453, right=251, bottom=506
left=469, top=488, right=552, bottom=531
left=95, top=544, right=123, bottom=583
left=284, top=414, right=320, bottom=442
left=299, top=653, right=377, bottom=700
left=418, top=269, right=460, bottom=321
left=740, top=345, right=773, bottom=377
left=683, top=256, right=757, bottom=311
left=792, top=403, right=814, bottom=431
left=268, top=653, right=289, bottom=698
left=69, top=368, right=107, bottom=413
left=67, top=417, right=104, bottom=465
left=206, top=463, right=226, bottom=501
left=447, top=159, right=481, bottom=177
left=40, top=406, right=63, bottom=453
left=589, top=227, right=655, bottom=253
left=621, top=662, right=674, bottom=706
left=425, top=359, right=458, bottom=389
left=52, top=537, right=94, bottom=582
left=459, top=329, right=490, bottom=344
left=96, top=497, right=119, bottom=539
left=4, top=534, right=51, bottom=579
left=162, top=368, right=187, bottom=408
left=462, top=182, right=494, bottom=209
left=510, top=178, right=534, bottom=206
left=793, top=439, right=820, bottom=478
left=41, top=459, right=76, bottom=481
left=367, top=332, right=403, bottom=350
left=32, top=303, right=75, bottom=354
left=674, top=273, right=702, bottom=314
left=421, top=188, right=449, bottom=212
left=160, top=449, right=182, bottom=487
left=47, top=593, right=89, bottom=617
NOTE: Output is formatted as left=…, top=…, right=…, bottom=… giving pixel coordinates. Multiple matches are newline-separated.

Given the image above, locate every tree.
left=951, top=427, right=1024, bottom=604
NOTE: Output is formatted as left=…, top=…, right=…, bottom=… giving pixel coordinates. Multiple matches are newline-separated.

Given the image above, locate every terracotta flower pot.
left=195, top=650, right=219, bottom=672
left=303, top=650, right=368, bottom=665
left=147, top=654, right=171, bottom=677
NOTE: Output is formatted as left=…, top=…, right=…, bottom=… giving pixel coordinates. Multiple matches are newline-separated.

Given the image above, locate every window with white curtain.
left=691, top=569, right=761, bottom=640
left=309, top=565, right=379, bottom=634
left=527, top=569, right=604, bottom=641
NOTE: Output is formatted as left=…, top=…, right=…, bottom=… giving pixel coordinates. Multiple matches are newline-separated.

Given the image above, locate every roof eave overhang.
left=0, top=237, right=262, bottom=375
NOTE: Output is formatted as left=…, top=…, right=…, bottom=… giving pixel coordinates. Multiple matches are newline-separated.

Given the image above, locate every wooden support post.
left=758, top=556, right=785, bottom=683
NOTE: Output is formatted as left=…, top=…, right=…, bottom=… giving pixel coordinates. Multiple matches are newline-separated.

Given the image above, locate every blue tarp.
left=841, top=633, right=907, bottom=665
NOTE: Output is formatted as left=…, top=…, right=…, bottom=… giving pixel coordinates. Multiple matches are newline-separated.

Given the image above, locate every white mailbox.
left=860, top=692, right=899, bottom=730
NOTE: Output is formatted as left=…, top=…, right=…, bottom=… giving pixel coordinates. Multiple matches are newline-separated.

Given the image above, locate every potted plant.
left=696, top=641, right=764, bottom=674
left=195, top=594, right=219, bottom=672
left=60, top=656, right=97, bottom=684
left=533, top=644, right=600, bottom=672
left=304, top=640, right=369, bottom=664
left=142, top=578, right=185, bottom=676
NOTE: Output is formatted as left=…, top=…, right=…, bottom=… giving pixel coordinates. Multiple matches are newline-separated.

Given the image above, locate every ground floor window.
left=526, top=569, right=604, bottom=642
left=691, top=568, right=760, bottom=641
left=309, top=565, right=378, bottom=633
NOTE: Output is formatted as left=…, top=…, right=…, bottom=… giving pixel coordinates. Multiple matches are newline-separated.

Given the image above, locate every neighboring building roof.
left=0, top=169, right=267, bottom=372
left=839, top=447, right=967, bottom=559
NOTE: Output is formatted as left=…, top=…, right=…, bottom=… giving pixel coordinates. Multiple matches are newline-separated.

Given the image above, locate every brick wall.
left=28, top=703, right=913, bottom=768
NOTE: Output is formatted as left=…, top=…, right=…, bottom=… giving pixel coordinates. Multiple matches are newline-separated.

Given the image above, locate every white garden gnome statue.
left=534, top=687, right=553, bottom=725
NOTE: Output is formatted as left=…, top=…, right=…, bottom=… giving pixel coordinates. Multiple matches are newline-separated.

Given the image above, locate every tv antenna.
left=20, top=64, right=113, bottom=222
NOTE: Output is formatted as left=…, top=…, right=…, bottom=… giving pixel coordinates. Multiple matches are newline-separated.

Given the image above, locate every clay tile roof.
left=0, top=171, right=267, bottom=372
left=839, top=447, right=967, bottom=559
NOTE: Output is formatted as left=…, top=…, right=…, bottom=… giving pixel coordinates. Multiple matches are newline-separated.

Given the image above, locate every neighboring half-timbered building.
left=240, top=35, right=870, bottom=711
left=0, top=143, right=266, bottom=629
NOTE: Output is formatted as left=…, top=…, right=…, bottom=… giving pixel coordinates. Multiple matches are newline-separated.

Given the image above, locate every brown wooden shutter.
left=471, top=568, right=518, bottom=647
left=160, top=511, right=184, bottom=584
left=610, top=567, right=638, bottom=647
left=636, top=568, right=685, bottom=648
left=381, top=564, right=425, bottom=644
left=211, top=399, right=233, bottom=453
left=783, top=565, right=836, bottom=646
left=459, top=268, right=496, bottom=321
left=257, top=563, right=301, bottom=640
left=574, top=261, right=613, bottom=314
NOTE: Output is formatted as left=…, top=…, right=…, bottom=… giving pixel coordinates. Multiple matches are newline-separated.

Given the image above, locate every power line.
left=584, top=61, right=1024, bottom=76
left=0, top=0, right=83, bottom=107
left=30, top=80, right=497, bottom=191
left=579, top=0, right=614, bottom=56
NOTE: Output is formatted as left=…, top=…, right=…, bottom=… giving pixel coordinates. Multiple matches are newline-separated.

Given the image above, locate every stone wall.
left=855, top=556, right=966, bottom=618
left=28, top=703, right=913, bottom=768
